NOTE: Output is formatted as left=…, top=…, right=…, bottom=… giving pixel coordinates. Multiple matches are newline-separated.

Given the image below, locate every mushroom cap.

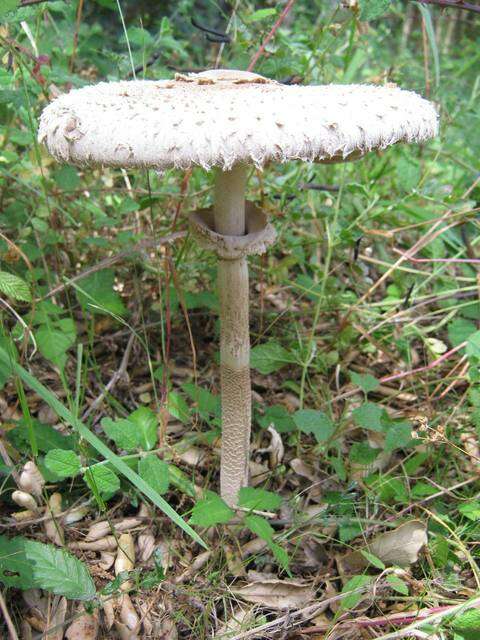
left=38, top=69, right=438, bottom=171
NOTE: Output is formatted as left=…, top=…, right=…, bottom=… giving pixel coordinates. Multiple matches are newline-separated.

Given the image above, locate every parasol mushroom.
left=38, top=69, right=438, bottom=507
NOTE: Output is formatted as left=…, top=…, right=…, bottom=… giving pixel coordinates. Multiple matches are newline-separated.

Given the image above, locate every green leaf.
left=0, top=346, right=206, bottom=548
left=24, top=540, right=96, bottom=600
left=190, top=492, right=234, bottom=527
left=7, top=418, right=75, bottom=453
left=0, top=0, right=19, bottom=18
left=0, top=535, right=34, bottom=589
left=239, top=487, right=282, bottom=512
left=339, top=575, right=372, bottom=610
left=466, top=331, right=480, bottom=360
left=258, top=405, right=296, bottom=433
left=76, top=269, right=126, bottom=317
left=0, top=270, right=31, bottom=302
left=349, top=442, right=379, bottom=465
left=396, top=153, right=421, bottom=192
left=246, top=8, right=277, bottom=21
left=129, top=406, right=158, bottom=450
left=359, top=0, right=391, bottom=21
left=182, top=383, right=220, bottom=419
left=167, top=391, right=190, bottom=424
left=360, top=550, right=385, bottom=570
left=386, top=573, right=409, bottom=595
left=293, top=409, right=334, bottom=443
left=459, top=502, right=480, bottom=521
left=138, top=455, right=169, bottom=495
left=352, top=402, right=385, bottom=431
left=244, top=514, right=274, bottom=541
left=350, top=372, right=380, bottom=393
left=411, top=481, right=438, bottom=498
left=101, top=417, right=139, bottom=451
left=448, top=318, right=476, bottom=348
left=250, top=342, right=295, bottom=375
left=53, top=166, right=80, bottom=190
left=451, top=608, right=480, bottom=640
left=44, top=449, right=81, bottom=479
left=84, top=464, right=120, bottom=499
left=384, top=421, right=414, bottom=452
left=36, top=319, right=76, bottom=370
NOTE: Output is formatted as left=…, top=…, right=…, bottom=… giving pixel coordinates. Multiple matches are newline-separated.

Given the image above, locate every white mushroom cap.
left=38, top=69, right=438, bottom=171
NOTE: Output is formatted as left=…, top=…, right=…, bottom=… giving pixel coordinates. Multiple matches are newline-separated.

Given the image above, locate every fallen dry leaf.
left=65, top=606, right=99, bottom=640
left=232, top=579, right=315, bottom=609
left=340, top=520, right=428, bottom=572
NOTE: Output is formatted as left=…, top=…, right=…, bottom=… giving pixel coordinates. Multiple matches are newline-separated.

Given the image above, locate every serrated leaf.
left=258, top=404, right=296, bottom=433
left=451, top=608, right=480, bottom=639
left=0, top=270, right=31, bottom=302
left=293, top=409, right=334, bottom=443
left=7, top=419, right=75, bottom=453
left=359, top=0, right=391, bottom=21
left=244, top=514, right=274, bottom=541
left=448, top=318, right=476, bottom=348
left=44, top=449, right=81, bottom=479
left=339, top=575, right=372, bottom=610
left=138, top=455, right=169, bottom=495
left=352, top=402, right=386, bottom=431
left=250, top=342, right=295, bottom=375
left=0, top=535, right=34, bottom=589
left=36, top=319, right=76, bottom=370
left=76, top=269, right=126, bottom=317
left=167, top=391, right=190, bottom=423
left=101, top=417, right=139, bottom=451
left=129, top=406, right=157, bottom=450
left=239, top=487, right=282, bottom=512
left=190, top=491, right=234, bottom=527
left=349, top=442, right=379, bottom=465
left=182, top=383, right=220, bottom=418
left=247, top=8, right=277, bottom=22
left=466, top=331, right=480, bottom=360
left=350, top=371, right=380, bottom=393
left=459, top=502, right=480, bottom=521
left=360, top=550, right=385, bottom=570
left=24, top=540, right=96, bottom=600
left=0, top=0, right=19, bottom=18
left=386, top=573, right=409, bottom=595
left=84, top=464, right=120, bottom=499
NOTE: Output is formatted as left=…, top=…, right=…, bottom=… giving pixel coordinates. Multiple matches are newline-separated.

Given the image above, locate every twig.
left=41, top=230, right=186, bottom=301
left=379, top=341, right=466, bottom=384
left=224, top=584, right=373, bottom=640
left=412, top=0, right=480, bottom=14
left=19, top=0, right=63, bottom=6
left=393, top=249, right=480, bottom=264
left=0, top=590, right=18, bottom=640
left=81, top=332, right=136, bottom=420
left=247, top=0, right=297, bottom=71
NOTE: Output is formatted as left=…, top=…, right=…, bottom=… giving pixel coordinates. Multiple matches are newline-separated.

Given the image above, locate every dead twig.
left=0, top=590, right=19, bottom=640
left=247, top=0, right=297, bottom=71
left=41, top=230, right=186, bottom=302
left=82, top=332, right=136, bottom=420
left=412, top=0, right=480, bottom=14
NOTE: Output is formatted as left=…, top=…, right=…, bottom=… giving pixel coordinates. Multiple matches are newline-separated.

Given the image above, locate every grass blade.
left=0, top=347, right=206, bottom=549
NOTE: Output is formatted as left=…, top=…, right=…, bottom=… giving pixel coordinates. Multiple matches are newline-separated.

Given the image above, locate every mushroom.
left=38, top=69, right=438, bottom=507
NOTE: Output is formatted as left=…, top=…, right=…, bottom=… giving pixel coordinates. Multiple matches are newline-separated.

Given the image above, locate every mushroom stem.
left=214, top=164, right=251, bottom=507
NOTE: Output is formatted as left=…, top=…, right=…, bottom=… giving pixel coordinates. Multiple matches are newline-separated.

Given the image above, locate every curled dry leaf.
left=45, top=492, right=64, bottom=545
left=63, top=504, right=90, bottom=525
left=340, top=520, right=428, bottom=572
left=115, top=533, right=135, bottom=591
left=215, top=606, right=255, bottom=637
left=19, top=461, right=45, bottom=496
left=47, top=596, right=67, bottom=640
left=174, top=549, right=212, bottom=584
left=267, top=425, right=284, bottom=467
left=65, top=606, right=99, bottom=640
left=70, top=536, right=118, bottom=551
left=177, top=445, right=206, bottom=467
left=101, top=597, right=115, bottom=631
left=12, top=508, right=40, bottom=521
left=290, top=458, right=316, bottom=481
left=232, top=579, right=315, bottom=609
left=86, top=517, right=144, bottom=541
left=99, top=551, right=116, bottom=571
left=137, top=532, right=155, bottom=563
left=12, top=490, right=38, bottom=512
